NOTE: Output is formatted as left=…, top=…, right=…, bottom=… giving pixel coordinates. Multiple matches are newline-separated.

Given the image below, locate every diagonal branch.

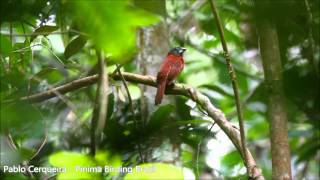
left=208, top=0, right=254, bottom=178
left=12, top=72, right=264, bottom=179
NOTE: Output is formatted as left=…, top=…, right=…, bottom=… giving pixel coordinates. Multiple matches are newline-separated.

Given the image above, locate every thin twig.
left=208, top=0, right=249, bottom=177
left=30, top=134, right=47, bottom=160
left=191, top=105, right=209, bottom=116
left=116, top=64, right=144, bottom=163
left=112, top=64, right=123, bottom=75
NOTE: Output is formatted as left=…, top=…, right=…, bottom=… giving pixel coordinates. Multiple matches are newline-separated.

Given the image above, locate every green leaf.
left=1, top=102, right=43, bottom=137
left=221, top=150, right=242, bottom=169
left=247, top=118, right=268, bottom=140
left=64, top=35, right=87, bottom=59
left=94, top=151, right=122, bottom=176
left=69, top=1, right=160, bottom=62
left=296, top=137, right=320, bottom=163
left=134, top=0, right=166, bottom=16
left=17, top=147, right=35, bottom=161
left=49, top=151, right=95, bottom=168
left=124, top=163, right=184, bottom=180
left=175, top=97, right=192, bottom=120
left=49, top=151, right=99, bottom=179
left=0, top=34, right=12, bottom=57
left=128, top=84, right=141, bottom=100
left=30, top=25, right=59, bottom=42
left=147, top=104, right=174, bottom=131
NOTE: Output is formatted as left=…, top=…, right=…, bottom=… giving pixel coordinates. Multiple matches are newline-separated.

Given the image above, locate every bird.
left=155, top=47, right=187, bottom=105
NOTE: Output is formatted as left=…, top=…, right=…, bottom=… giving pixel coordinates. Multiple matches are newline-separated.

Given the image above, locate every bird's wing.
left=168, top=60, right=183, bottom=80
left=157, top=63, right=171, bottom=83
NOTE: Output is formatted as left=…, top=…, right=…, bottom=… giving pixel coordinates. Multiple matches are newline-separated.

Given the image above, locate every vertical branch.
left=90, top=50, right=109, bottom=156
left=116, top=64, right=144, bottom=162
left=208, top=0, right=249, bottom=174
left=304, top=0, right=319, bottom=77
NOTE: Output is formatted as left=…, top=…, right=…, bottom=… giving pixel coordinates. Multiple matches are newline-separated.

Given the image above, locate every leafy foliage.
left=67, top=0, right=160, bottom=62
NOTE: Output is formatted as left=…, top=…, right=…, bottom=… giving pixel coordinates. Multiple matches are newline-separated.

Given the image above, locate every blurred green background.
left=0, top=0, right=319, bottom=179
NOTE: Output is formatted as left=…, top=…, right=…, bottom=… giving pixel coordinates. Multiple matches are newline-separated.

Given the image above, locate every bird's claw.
left=167, top=80, right=176, bottom=88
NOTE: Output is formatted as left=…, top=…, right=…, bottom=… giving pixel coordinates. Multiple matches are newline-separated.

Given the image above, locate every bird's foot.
left=167, top=80, right=176, bottom=89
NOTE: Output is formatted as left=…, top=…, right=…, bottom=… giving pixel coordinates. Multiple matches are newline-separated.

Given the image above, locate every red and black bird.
left=155, top=47, right=187, bottom=105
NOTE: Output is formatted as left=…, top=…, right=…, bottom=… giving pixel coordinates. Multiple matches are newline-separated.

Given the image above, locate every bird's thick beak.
left=180, top=48, right=187, bottom=54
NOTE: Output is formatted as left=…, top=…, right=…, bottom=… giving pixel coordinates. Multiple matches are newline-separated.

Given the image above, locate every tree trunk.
left=137, top=22, right=170, bottom=118
left=135, top=0, right=180, bottom=164
left=256, top=12, right=292, bottom=180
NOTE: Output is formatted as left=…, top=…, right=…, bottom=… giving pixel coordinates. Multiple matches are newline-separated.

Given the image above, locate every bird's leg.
left=167, top=80, right=176, bottom=89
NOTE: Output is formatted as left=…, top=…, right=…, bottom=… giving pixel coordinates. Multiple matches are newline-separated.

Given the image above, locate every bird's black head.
left=168, top=47, right=187, bottom=56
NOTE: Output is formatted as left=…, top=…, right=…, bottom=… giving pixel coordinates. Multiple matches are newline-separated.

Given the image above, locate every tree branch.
left=208, top=0, right=252, bottom=178
left=14, top=72, right=264, bottom=178
left=90, top=50, right=108, bottom=156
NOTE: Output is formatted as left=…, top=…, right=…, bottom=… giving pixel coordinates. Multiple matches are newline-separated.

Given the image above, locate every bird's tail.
left=155, top=80, right=166, bottom=105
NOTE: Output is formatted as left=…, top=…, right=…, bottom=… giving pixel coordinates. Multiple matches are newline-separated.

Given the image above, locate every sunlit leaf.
left=124, top=163, right=184, bottom=180
left=49, top=151, right=99, bottom=179
left=94, top=151, right=122, bottom=176
left=221, top=150, right=242, bottom=169
left=128, top=84, right=141, bottom=100
left=68, top=1, right=160, bottom=62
